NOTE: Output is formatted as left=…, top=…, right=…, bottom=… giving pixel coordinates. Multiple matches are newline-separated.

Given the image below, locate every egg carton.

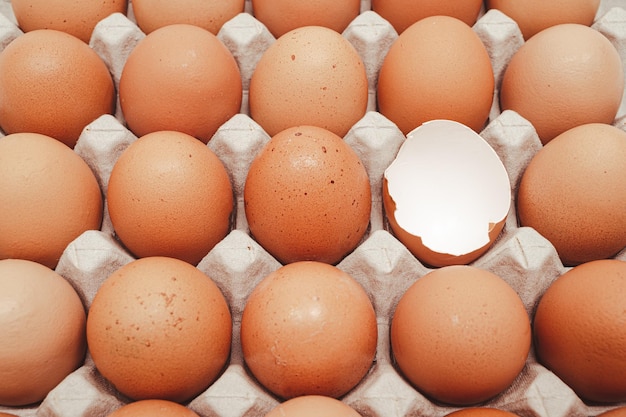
left=1, top=2, right=626, bottom=417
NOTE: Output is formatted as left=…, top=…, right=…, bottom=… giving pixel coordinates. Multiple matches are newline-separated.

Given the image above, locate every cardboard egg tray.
left=1, top=1, right=626, bottom=416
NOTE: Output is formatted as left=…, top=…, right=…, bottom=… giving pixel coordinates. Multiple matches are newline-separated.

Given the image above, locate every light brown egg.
left=251, top=0, right=361, bottom=38
left=131, top=0, right=244, bottom=35
left=0, top=259, right=86, bottom=406
left=240, top=261, right=377, bottom=399
left=499, top=24, right=624, bottom=145
left=107, top=400, right=201, bottom=417
left=391, top=265, right=531, bottom=405
left=265, top=395, right=363, bottom=417
left=377, top=16, right=494, bottom=135
left=516, top=123, right=626, bottom=266
left=11, top=0, right=128, bottom=43
left=107, top=130, right=233, bottom=265
left=598, top=408, right=626, bottom=417
left=0, top=132, right=103, bottom=269
left=243, top=125, right=371, bottom=265
left=485, top=0, right=600, bottom=40
left=119, top=24, right=242, bottom=144
left=533, top=259, right=626, bottom=403
left=0, top=29, right=115, bottom=148
left=371, top=0, right=484, bottom=34
left=86, top=256, right=232, bottom=402
left=445, top=409, right=521, bottom=417
left=249, top=26, right=368, bottom=138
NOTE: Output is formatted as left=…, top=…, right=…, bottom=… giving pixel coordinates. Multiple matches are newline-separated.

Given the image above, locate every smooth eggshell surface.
left=251, top=0, right=361, bottom=38
left=240, top=261, right=377, bottom=399
left=106, top=130, right=233, bottom=266
left=265, top=395, right=363, bottom=417
left=0, top=259, right=86, bottom=406
left=11, top=0, right=128, bottom=43
left=249, top=26, right=368, bottom=138
left=119, top=24, right=242, bottom=143
left=86, top=256, right=232, bottom=403
left=0, top=29, right=115, bottom=148
left=107, top=399, right=202, bottom=417
left=500, top=23, right=624, bottom=144
left=445, top=409, right=522, bottom=417
left=371, top=0, right=484, bottom=34
left=377, top=15, right=494, bottom=135
left=485, top=0, right=600, bottom=39
left=131, top=0, right=244, bottom=35
left=533, top=259, right=626, bottom=403
left=391, top=265, right=531, bottom=405
left=516, top=123, right=626, bottom=265
left=243, top=125, right=371, bottom=265
left=0, top=132, right=103, bottom=269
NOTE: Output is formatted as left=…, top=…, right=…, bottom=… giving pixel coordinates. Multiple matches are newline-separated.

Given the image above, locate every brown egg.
left=500, top=24, right=624, bottom=145
left=598, top=408, right=626, bottom=417
left=445, top=409, right=521, bottom=417
left=86, top=256, right=232, bottom=402
left=119, top=24, right=242, bottom=143
left=240, top=261, right=377, bottom=399
left=516, top=123, right=626, bottom=266
left=243, top=125, right=371, bottom=265
left=11, top=0, right=128, bottom=43
left=377, top=16, right=494, bottom=135
left=249, top=26, right=368, bottom=138
left=0, top=133, right=103, bottom=269
left=0, top=259, right=86, bottom=406
left=485, top=0, right=600, bottom=40
left=107, top=399, right=201, bottom=417
left=107, top=130, right=233, bottom=265
left=265, top=396, right=363, bottom=417
left=0, top=29, right=115, bottom=148
left=0, top=413, right=19, bottom=417
left=372, top=0, right=484, bottom=34
left=533, top=259, right=626, bottom=403
left=391, top=265, right=531, bottom=405
left=251, top=0, right=361, bottom=38
left=131, top=0, right=244, bottom=35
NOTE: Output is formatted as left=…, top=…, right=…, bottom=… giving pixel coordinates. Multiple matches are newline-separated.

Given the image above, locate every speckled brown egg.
left=249, top=26, right=368, bottom=138
left=11, top=0, right=128, bottom=43
left=0, top=132, right=103, bottom=269
left=377, top=15, right=494, bottom=135
left=106, top=130, right=233, bottom=265
left=265, top=395, right=363, bottom=417
left=499, top=24, right=624, bottom=145
left=107, top=399, right=201, bottom=417
left=0, top=29, right=115, bottom=148
left=372, top=0, right=484, bottom=34
left=251, top=0, right=361, bottom=38
left=533, top=259, right=626, bottom=403
left=131, top=0, right=244, bottom=35
left=119, top=24, right=242, bottom=143
left=516, top=123, right=626, bottom=266
left=391, top=265, right=531, bottom=405
left=485, top=0, right=600, bottom=40
left=240, top=261, right=377, bottom=399
left=86, top=256, right=232, bottom=402
left=243, top=125, right=371, bottom=265
left=0, top=259, right=86, bottom=406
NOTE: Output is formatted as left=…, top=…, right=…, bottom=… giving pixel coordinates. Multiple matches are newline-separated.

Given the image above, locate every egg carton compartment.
left=1, top=2, right=626, bottom=417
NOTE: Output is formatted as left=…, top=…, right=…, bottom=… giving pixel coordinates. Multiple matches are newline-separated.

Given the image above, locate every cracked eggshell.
left=382, top=120, right=510, bottom=268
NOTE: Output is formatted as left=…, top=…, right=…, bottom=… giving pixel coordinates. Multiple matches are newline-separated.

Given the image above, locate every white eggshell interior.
left=384, top=119, right=511, bottom=256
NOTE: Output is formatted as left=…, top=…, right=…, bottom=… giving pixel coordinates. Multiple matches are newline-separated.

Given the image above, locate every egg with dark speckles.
left=86, top=256, right=232, bottom=403
left=243, top=125, right=371, bottom=265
